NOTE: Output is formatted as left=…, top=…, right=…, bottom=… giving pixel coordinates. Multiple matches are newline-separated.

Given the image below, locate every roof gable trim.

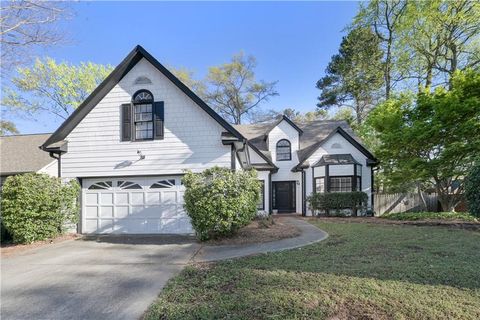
left=42, top=45, right=243, bottom=149
left=292, top=126, right=377, bottom=171
left=266, top=115, right=303, bottom=136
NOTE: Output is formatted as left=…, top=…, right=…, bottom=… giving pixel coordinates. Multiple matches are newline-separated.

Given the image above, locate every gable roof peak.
left=266, top=115, right=303, bottom=136
left=41, top=45, right=244, bottom=150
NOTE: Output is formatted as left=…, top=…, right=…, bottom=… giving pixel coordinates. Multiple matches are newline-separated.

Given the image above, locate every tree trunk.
left=437, top=191, right=459, bottom=212
left=385, top=38, right=392, bottom=100
left=417, top=183, right=428, bottom=211
left=448, top=44, right=458, bottom=89
left=425, top=61, right=433, bottom=89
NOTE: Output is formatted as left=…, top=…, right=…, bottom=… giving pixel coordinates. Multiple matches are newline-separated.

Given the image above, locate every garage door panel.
left=146, top=219, right=161, bottom=233
left=178, top=191, right=185, bottom=203
left=85, top=219, right=98, bottom=233
left=85, top=206, right=98, bottom=218
left=162, top=218, right=191, bottom=233
left=116, top=206, right=129, bottom=218
left=130, top=193, right=144, bottom=205
left=99, top=219, right=114, bottom=233
left=100, top=206, right=114, bottom=218
left=146, top=192, right=161, bottom=205
left=100, top=193, right=114, bottom=205
left=116, top=192, right=129, bottom=205
left=85, top=193, right=98, bottom=205
left=162, top=191, right=177, bottom=203
left=130, top=205, right=145, bottom=215
left=141, top=206, right=163, bottom=218
left=83, top=176, right=192, bottom=234
left=160, top=205, right=184, bottom=219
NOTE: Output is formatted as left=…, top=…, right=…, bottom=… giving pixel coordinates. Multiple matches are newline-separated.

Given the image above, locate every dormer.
left=266, top=116, right=303, bottom=162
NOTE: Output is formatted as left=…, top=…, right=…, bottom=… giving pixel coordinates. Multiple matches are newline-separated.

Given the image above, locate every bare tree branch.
left=0, top=0, right=71, bottom=76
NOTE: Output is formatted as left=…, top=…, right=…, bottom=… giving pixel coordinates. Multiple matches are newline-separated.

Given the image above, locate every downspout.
left=230, top=144, right=236, bottom=171
left=371, top=166, right=378, bottom=213
left=49, top=152, right=61, bottom=178
left=353, top=164, right=358, bottom=216
left=268, top=171, right=272, bottom=215
left=302, top=170, right=306, bottom=216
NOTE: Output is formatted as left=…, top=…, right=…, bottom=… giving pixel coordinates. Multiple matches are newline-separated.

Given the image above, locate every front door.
left=273, top=181, right=296, bottom=213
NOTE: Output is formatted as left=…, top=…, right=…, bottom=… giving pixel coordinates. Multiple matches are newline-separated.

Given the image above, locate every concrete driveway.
left=1, top=236, right=200, bottom=320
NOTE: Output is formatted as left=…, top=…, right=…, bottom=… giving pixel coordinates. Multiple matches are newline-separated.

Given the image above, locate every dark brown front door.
left=273, top=181, right=296, bottom=213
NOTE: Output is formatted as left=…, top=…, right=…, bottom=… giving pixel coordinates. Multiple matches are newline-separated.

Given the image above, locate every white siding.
left=37, top=160, right=58, bottom=177
left=248, top=146, right=267, bottom=164
left=62, top=58, right=231, bottom=178
left=235, top=152, right=242, bottom=171
left=268, top=120, right=302, bottom=213
left=256, top=170, right=270, bottom=213
left=304, top=133, right=372, bottom=215
left=329, top=165, right=354, bottom=176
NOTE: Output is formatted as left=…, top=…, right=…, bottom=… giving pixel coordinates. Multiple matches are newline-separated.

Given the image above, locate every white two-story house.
left=41, top=45, right=377, bottom=235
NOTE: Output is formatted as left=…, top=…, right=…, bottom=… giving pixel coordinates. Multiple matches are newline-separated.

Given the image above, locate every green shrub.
left=1, top=173, right=80, bottom=244
left=182, top=167, right=260, bottom=241
left=465, top=163, right=480, bottom=217
left=257, top=215, right=275, bottom=229
left=381, top=211, right=478, bottom=222
left=307, top=191, right=368, bottom=216
left=1, top=220, right=12, bottom=243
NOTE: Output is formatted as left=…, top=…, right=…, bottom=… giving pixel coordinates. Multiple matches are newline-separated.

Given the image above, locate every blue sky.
left=11, top=1, right=359, bottom=134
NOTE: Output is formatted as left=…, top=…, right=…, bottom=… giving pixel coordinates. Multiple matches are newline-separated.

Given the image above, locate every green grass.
left=144, top=221, right=480, bottom=320
left=381, top=211, right=478, bottom=222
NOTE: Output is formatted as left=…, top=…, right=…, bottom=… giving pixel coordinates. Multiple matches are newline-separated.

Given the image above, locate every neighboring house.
left=0, top=133, right=58, bottom=187
left=40, top=45, right=377, bottom=235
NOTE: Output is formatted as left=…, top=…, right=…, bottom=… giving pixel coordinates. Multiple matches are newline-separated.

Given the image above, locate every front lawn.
left=144, top=221, right=480, bottom=320
left=381, top=211, right=478, bottom=222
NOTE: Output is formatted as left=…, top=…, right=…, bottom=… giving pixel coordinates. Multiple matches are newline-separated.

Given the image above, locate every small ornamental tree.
left=182, top=167, right=260, bottom=241
left=465, top=163, right=480, bottom=217
left=1, top=173, right=80, bottom=243
left=367, top=70, right=480, bottom=211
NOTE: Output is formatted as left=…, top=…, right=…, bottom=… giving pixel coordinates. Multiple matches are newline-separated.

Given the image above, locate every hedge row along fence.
left=465, top=162, right=480, bottom=217
left=307, top=191, right=369, bottom=216
left=182, top=167, right=261, bottom=241
left=1, top=173, right=80, bottom=244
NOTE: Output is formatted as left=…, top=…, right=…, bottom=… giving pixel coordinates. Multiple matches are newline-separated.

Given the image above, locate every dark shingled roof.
left=0, top=133, right=54, bottom=175
left=234, top=119, right=366, bottom=166
left=313, top=154, right=361, bottom=166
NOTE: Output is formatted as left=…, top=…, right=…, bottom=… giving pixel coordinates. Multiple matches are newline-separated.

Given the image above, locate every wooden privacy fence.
left=374, top=193, right=439, bottom=216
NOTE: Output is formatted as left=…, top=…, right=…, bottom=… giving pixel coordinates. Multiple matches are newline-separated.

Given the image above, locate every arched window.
left=276, top=139, right=291, bottom=161
left=132, top=90, right=154, bottom=140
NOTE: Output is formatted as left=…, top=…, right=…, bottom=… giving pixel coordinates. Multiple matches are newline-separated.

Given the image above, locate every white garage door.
left=82, top=176, right=193, bottom=234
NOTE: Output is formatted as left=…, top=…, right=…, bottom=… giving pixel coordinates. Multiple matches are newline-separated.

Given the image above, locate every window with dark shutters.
left=120, top=90, right=164, bottom=141
left=121, top=103, right=132, bottom=141
left=153, top=101, right=164, bottom=140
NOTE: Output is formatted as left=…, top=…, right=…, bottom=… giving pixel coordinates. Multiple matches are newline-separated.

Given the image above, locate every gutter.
left=39, top=142, right=68, bottom=178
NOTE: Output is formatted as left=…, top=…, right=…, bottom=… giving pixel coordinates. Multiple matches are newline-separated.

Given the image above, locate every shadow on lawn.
left=225, top=222, right=480, bottom=290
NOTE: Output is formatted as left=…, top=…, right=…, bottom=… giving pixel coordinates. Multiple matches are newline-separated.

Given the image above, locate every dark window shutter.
left=121, top=103, right=132, bottom=141
left=153, top=101, right=164, bottom=140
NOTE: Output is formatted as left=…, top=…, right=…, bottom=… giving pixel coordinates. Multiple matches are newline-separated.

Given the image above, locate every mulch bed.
left=206, top=217, right=301, bottom=246
left=310, top=216, right=480, bottom=231
left=1, top=233, right=81, bottom=258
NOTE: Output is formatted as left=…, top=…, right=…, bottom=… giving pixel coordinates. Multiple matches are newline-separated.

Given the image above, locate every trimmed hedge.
left=307, top=191, right=368, bottom=216
left=381, top=212, right=478, bottom=222
left=182, top=167, right=260, bottom=241
left=465, top=163, right=480, bottom=217
left=1, top=173, right=80, bottom=244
